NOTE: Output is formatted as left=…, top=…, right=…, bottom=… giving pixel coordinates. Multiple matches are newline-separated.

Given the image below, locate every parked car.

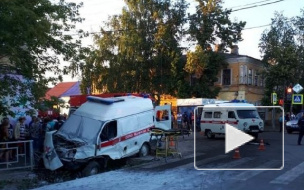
left=286, top=112, right=303, bottom=134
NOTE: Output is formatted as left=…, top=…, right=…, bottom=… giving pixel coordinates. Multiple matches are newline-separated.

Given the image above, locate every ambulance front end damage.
left=43, top=114, right=103, bottom=171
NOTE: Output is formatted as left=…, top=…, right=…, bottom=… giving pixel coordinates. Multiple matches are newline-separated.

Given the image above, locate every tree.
left=82, top=0, right=188, bottom=95
left=259, top=11, right=304, bottom=106
left=0, top=0, right=88, bottom=116
left=183, top=0, right=246, bottom=98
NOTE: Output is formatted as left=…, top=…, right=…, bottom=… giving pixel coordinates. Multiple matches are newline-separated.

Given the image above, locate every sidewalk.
left=0, top=169, right=37, bottom=190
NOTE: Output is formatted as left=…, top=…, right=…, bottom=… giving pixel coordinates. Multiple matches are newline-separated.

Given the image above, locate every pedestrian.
left=297, top=113, right=304, bottom=145
left=29, top=116, right=42, bottom=152
left=1, top=117, right=13, bottom=140
left=170, top=112, right=175, bottom=129
left=0, top=119, right=13, bottom=162
left=189, top=111, right=194, bottom=131
left=13, top=116, right=28, bottom=141
left=54, top=115, right=65, bottom=130
left=13, top=116, right=28, bottom=154
left=279, top=114, right=283, bottom=132
left=177, top=112, right=182, bottom=129
left=182, top=112, right=189, bottom=130
left=285, top=113, right=290, bottom=123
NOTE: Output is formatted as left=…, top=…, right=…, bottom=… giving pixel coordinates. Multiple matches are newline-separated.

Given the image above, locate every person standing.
left=29, top=116, right=42, bottom=152
left=177, top=112, right=182, bottom=129
left=0, top=119, right=13, bottom=162
left=297, top=113, right=304, bottom=145
left=13, top=116, right=27, bottom=154
left=182, top=112, right=189, bottom=130
left=13, top=117, right=27, bottom=141
left=189, top=112, right=194, bottom=131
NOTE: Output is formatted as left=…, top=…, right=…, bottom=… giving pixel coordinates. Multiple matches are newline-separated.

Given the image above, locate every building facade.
left=214, top=48, right=265, bottom=105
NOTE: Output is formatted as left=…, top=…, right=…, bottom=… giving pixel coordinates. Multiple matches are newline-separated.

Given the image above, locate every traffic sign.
left=293, top=84, right=303, bottom=93
left=292, top=94, right=303, bottom=104
left=271, top=93, right=277, bottom=105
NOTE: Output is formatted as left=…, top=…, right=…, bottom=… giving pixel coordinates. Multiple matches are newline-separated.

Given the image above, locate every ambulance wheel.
left=206, top=130, right=215, bottom=139
left=139, top=143, right=150, bottom=157
left=82, top=161, right=100, bottom=177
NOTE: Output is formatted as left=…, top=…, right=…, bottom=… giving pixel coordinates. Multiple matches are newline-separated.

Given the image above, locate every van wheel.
left=82, top=161, right=100, bottom=177
left=206, top=130, right=214, bottom=139
left=139, top=143, right=150, bottom=157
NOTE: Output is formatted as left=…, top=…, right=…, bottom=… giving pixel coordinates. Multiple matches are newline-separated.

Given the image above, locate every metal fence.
left=0, top=140, right=34, bottom=171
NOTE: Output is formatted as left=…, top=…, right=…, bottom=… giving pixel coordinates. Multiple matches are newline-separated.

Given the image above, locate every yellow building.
left=214, top=46, right=265, bottom=105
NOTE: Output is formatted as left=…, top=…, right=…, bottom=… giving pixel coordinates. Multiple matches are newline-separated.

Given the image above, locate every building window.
left=248, top=69, right=252, bottom=85
left=243, top=65, right=247, bottom=84
left=222, top=69, right=231, bottom=85
left=239, top=65, right=244, bottom=84
left=254, top=72, right=258, bottom=86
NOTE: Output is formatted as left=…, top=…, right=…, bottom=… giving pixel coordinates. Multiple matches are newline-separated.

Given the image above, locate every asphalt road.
left=126, top=130, right=304, bottom=190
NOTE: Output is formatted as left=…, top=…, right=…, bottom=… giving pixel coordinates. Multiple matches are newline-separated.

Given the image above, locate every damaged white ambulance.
left=43, top=96, right=171, bottom=176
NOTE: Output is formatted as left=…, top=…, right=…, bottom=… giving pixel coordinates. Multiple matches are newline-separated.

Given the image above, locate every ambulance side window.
left=214, top=112, right=221, bottom=118
left=100, top=121, right=117, bottom=142
left=204, top=112, right=212, bottom=118
left=228, top=111, right=236, bottom=119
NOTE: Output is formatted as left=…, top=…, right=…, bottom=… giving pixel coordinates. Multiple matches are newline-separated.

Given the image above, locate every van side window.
left=100, top=121, right=117, bottom=142
left=214, top=112, right=221, bottom=118
left=204, top=112, right=212, bottom=118
left=228, top=111, right=236, bottom=119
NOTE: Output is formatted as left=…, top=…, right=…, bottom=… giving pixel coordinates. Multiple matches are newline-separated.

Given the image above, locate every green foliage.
left=0, top=0, right=87, bottom=116
left=82, top=0, right=188, bottom=96
left=83, top=0, right=245, bottom=99
left=259, top=11, right=304, bottom=105
left=182, top=0, right=244, bottom=98
left=188, top=0, right=246, bottom=51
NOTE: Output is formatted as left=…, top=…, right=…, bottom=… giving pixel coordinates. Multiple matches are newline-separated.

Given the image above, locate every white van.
left=43, top=96, right=171, bottom=176
left=199, top=103, right=263, bottom=139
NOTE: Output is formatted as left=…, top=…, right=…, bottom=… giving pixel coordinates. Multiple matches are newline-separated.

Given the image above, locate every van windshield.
left=56, top=114, right=104, bottom=144
left=236, top=110, right=259, bottom=119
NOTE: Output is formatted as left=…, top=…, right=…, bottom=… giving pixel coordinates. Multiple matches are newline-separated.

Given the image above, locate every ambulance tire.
left=82, top=161, right=100, bottom=177
left=139, top=143, right=150, bottom=157
left=206, top=130, right=215, bottom=139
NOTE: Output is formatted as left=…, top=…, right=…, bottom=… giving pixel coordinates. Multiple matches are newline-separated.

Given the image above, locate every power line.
left=70, top=0, right=291, bottom=36
left=70, top=22, right=273, bottom=37
left=231, top=0, right=286, bottom=12
left=243, top=24, right=271, bottom=30
left=227, top=0, right=279, bottom=9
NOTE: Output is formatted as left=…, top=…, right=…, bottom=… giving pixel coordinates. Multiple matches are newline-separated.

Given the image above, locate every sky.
left=61, top=0, right=304, bottom=82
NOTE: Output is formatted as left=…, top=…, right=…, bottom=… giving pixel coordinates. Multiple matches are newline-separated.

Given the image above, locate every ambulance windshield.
left=56, top=114, right=105, bottom=143
left=236, top=110, right=259, bottom=119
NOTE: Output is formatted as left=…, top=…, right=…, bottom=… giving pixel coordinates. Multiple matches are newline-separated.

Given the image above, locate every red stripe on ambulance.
left=200, top=120, right=238, bottom=125
left=100, top=126, right=154, bottom=148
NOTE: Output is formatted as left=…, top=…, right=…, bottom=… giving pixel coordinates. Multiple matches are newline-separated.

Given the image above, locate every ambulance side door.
left=213, top=111, right=223, bottom=133
left=227, top=110, right=238, bottom=128
left=154, top=105, right=172, bottom=130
